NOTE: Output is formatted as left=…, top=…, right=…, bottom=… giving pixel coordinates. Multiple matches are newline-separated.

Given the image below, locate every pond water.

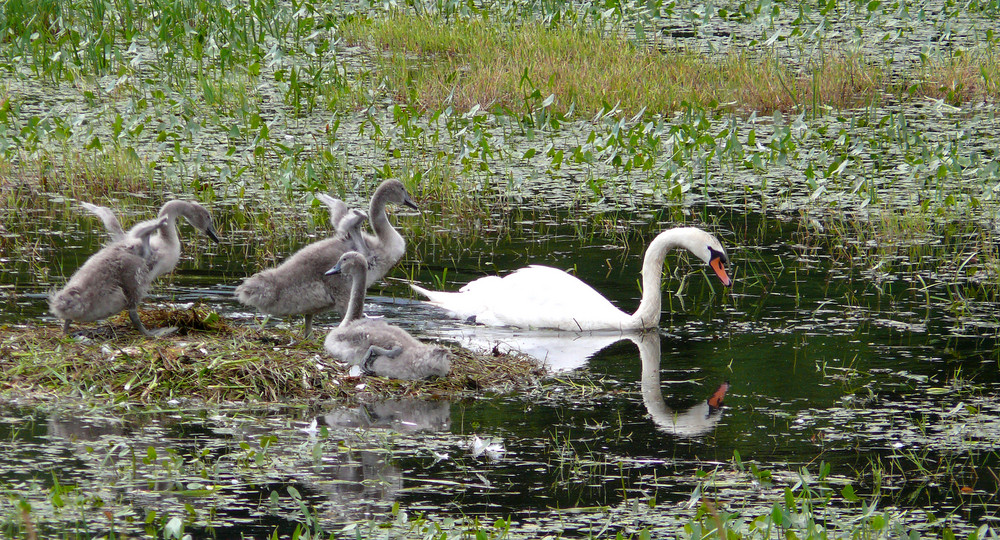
left=1, top=199, right=998, bottom=537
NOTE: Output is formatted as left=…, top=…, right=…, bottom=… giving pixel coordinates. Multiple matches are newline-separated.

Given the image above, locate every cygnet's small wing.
left=81, top=202, right=126, bottom=242
left=316, top=193, right=351, bottom=231
left=128, top=216, right=170, bottom=259
left=338, top=209, right=370, bottom=254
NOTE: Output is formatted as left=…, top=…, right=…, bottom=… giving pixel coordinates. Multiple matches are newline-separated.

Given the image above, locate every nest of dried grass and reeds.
left=0, top=306, right=545, bottom=404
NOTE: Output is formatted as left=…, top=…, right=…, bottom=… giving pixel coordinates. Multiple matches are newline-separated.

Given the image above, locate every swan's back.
left=236, top=211, right=370, bottom=318
left=50, top=245, right=139, bottom=322
left=414, top=265, right=630, bottom=330
left=236, top=238, right=348, bottom=316
left=49, top=217, right=167, bottom=323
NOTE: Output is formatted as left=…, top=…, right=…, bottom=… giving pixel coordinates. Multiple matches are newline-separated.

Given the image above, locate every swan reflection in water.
left=433, top=327, right=728, bottom=437
left=633, top=332, right=729, bottom=437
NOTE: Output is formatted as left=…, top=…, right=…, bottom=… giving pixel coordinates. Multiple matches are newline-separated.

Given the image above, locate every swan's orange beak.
left=710, top=256, right=732, bottom=287
left=707, top=381, right=730, bottom=409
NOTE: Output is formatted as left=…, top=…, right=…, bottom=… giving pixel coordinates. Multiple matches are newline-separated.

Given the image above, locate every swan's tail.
left=409, top=282, right=480, bottom=317
left=409, top=282, right=447, bottom=304
left=410, top=279, right=506, bottom=325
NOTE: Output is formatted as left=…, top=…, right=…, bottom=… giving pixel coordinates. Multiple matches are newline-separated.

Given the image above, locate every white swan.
left=50, top=216, right=178, bottom=337
left=235, top=209, right=369, bottom=337
left=323, top=251, right=451, bottom=380
left=82, top=199, right=220, bottom=283
left=315, top=179, right=418, bottom=287
left=411, top=227, right=731, bottom=331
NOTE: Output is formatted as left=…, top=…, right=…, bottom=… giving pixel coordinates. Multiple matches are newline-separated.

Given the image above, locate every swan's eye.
left=708, top=246, right=728, bottom=265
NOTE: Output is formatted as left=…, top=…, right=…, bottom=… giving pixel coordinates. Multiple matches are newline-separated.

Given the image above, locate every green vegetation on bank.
left=341, top=14, right=1000, bottom=116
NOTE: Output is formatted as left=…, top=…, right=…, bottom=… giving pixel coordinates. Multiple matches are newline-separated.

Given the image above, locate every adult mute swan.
left=50, top=216, right=177, bottom=337
left=410, top=227, right=731, bottom=331
left=82, top=199, right=220, bottom=283
left=323, top=251, right=451, bottom=380
left=235, top=209, right=369, bottom=337
left=314, top=179, right=418, bottom=286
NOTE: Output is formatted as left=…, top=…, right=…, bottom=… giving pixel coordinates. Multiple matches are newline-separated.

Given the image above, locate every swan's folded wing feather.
left=480, top=266, right=629, bottom=329
left=412, top=265, right=630, bottom=330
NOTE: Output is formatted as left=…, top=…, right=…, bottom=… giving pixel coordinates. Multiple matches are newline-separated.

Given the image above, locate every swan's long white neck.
left=155, top=201, right=186, bottom=247
left=627, top=228, right=706, bottom=329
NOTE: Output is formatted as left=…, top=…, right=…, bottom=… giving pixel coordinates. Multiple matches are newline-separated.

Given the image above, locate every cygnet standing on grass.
left=50, top=216, right=178, bottom=337
left=235, top=209, right=370, bottom=337
left=323, top=251, right=451, bottom=380
left=314, top=179, right=418, bottom=287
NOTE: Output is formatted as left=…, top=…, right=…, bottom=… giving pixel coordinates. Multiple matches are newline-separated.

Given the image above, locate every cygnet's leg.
left=62, top=319, right=72, bottom=334
left=129, top=309, right=177, bottom=337
left=361, top=345, right=403, bottom=375
left=303, top=314, right=314, bottom=338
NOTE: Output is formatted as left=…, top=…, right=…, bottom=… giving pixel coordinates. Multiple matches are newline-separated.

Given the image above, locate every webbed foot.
left=361, top=345, right=403, bottom=375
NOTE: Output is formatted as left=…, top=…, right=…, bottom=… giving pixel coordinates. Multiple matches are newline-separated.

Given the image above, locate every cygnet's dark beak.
left=324, top=262, right=343, bottom=276
left=403, top=196, right=419, bottom=210
left=206, top=225, right=220, bottom=243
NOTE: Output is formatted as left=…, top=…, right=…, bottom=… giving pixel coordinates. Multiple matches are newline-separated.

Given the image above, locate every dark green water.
left=1, top=200, right=998, bottom=536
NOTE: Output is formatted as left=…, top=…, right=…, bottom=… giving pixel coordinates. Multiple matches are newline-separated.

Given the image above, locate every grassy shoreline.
left=0, top=307, right=544, bottom=404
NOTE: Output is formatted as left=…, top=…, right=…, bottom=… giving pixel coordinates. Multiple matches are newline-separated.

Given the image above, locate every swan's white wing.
left=414, top=266, right=629, bottom=330
left=484, top=266, right=629, bottom=330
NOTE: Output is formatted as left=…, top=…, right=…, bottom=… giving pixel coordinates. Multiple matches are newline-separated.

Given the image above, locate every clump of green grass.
left=911, top=49, right=1000, bottom=103
left=0, top=306, right=543, bottom=403
left=341, top=16, right=727, bottom=115
left=9, top=147, right=156, bottom=202
left=340, top=13, right=999, bottom=116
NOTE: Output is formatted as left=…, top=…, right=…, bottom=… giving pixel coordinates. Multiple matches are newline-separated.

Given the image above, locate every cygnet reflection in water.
left=317, top=398, right=451, bottom=433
